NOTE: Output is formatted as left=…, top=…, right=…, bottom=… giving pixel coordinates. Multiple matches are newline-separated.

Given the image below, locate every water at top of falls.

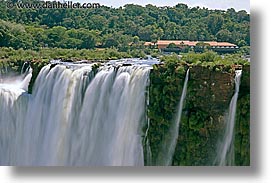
left=157, top=68, right=190, bottom=166
left=0, top=66, right=32, bottom=93
left=107, top=57, right=160, bottom=66
left=50, top=60, right=97, bottom=69
left=50, top=57, right=161, bottom=69
left=216, top=69, right=242, bottom=166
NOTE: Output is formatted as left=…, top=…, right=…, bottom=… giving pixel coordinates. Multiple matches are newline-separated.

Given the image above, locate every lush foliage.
left=160, top=51, right=249, bottom=72
left=146, top=58, right=250, bottom=165
left=0, top=47, right=150, bottom=62
left=0, top=0, right=250, bottom=51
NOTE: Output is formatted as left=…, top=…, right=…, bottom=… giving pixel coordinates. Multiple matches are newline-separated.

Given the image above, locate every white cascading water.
left=0, top=67, right=32, bottom=165
left=157, top=69, right=190, bottom=166
left=216, top=70, right=242, bottom=166
left=0, top=63, right=150, bottom=166
left=69, top=66, right=150, bottom=166
left=20, top=64, right=94, bottom=165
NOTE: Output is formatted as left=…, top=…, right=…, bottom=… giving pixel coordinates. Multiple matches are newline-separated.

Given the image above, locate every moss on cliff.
left=146, top=57, right=250, bottom=166
left=234, top=65, right=250, bottom=166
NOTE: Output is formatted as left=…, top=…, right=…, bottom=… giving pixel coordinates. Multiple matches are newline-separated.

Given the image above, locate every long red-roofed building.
left=144, top=40, right=238, bottom=53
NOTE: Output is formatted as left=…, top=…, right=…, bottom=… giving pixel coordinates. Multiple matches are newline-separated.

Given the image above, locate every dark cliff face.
left=27, top=60, right=49, bottom=93
left=146, top=64, right=250, bottom=166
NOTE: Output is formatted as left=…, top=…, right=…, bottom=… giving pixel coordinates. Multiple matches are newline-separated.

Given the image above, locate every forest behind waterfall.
left=0, top=0, right=250, bottom=51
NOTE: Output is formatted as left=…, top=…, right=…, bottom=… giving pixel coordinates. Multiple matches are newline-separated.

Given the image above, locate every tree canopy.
left=0, top=0, right=250, bottom=51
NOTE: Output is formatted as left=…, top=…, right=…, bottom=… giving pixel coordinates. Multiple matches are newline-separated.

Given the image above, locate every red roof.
left=155, top=40, right=237, bottom=48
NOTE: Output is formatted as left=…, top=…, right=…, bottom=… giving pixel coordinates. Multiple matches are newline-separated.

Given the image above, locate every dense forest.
left=0, top=0, right=250, bottom=52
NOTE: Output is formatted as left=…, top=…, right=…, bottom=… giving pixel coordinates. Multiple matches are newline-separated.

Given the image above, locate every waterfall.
left=0, top=68, right=32, bottom=165
left=216, top=70, right=242, bottom=166
left=144, top=76, right=152, bottom=165
left=157, top=69, right=190, bottom=166
left=69, top=66, right=150, bottom=166
left=20, top=64, right=94, bottom=165
left=0, top=63, right=150, bottom=166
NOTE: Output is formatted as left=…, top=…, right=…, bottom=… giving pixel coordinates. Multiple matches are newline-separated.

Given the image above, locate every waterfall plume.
left=157, top=68, right=190, bottom=166
left=216, top=70, right=242, bottom=166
